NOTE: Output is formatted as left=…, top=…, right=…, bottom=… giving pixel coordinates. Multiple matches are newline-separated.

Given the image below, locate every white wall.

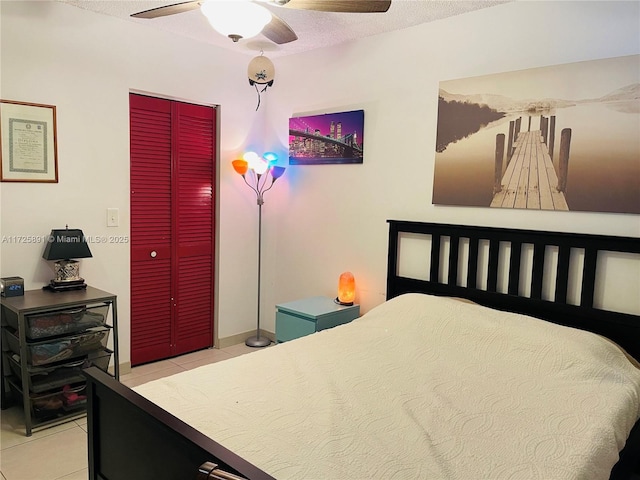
left=0, top=0, right=276, bottom=364
left=268, top=0, right=640, bottom=315
left=1, top=1, right=638, bottom=367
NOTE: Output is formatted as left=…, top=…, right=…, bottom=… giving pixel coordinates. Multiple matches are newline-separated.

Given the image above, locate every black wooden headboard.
left=386, top=220, right=640, bottom=361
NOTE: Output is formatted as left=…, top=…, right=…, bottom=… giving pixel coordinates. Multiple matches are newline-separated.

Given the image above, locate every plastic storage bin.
left=8, top=349, right=112, bottom=393
left=31, top=385, right=87, bottom=421
left=6, top=326, right=112, bottom=366
left=8, top=381, right=87, bottom=421
left=4, top=304, right=109, bottom=339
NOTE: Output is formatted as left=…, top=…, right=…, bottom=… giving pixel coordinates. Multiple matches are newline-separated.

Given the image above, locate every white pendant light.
left=201, top=0, right=272, bottom=42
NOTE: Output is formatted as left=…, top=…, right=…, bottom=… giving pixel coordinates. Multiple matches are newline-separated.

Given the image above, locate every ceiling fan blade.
left=276, top=0, right=391, bottom=13
left=261, top=14, right=298, bottom=44
left=131, top=1, right=201, bottom=19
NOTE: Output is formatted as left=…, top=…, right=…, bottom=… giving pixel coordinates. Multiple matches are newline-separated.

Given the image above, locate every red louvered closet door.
left=129, top=94, right=215, bottom=366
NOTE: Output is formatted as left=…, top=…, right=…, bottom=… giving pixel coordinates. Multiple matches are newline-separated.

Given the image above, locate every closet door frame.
left=129, top=92, right=218, bottom=365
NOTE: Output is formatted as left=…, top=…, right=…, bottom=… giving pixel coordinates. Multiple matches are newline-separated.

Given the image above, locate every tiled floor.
left=0, top=343, right=261, bottom=480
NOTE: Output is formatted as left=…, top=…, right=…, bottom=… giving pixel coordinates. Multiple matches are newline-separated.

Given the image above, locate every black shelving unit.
left=1, top=286, right=118, bottom=436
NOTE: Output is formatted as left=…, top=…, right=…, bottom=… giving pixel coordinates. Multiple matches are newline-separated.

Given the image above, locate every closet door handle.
left=150, top=251, right=157, bottom=258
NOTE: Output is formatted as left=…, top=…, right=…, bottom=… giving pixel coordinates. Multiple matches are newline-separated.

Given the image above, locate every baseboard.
left=109, top=361, right=132, bottom=377
left=111, top=332, right=276, bottom=376
left=218, top=329, right=275, bottom=349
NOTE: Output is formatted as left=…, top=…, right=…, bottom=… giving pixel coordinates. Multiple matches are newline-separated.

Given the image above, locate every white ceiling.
left=58, top=0, right=513, bottom=58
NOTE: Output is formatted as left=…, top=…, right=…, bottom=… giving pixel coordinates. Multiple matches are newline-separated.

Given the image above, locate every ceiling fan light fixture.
left=200, top=0, right=272, bottom=42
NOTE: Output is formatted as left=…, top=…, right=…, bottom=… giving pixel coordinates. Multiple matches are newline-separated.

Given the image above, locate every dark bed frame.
left=84, top=221, right=640, bottom=480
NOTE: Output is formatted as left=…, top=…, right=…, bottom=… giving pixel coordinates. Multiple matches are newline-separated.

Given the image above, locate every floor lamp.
left=232, top=152, right=286, bottom=347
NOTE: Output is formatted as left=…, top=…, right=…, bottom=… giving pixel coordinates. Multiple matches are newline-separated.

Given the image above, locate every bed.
left=84, top=221, right=640, bottom=480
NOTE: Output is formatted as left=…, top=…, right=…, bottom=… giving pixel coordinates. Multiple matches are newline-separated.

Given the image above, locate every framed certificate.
left=1, top=100, right=58, bottom=182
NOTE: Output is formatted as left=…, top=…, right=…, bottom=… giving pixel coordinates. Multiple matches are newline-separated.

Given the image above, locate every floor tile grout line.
left=0, top=424, right=86, bottom=452
left=1, top=344, right=255, bottom=480
left=0, top=423, right=78, bottom=452
left=53, top=466, right=88, bottom=480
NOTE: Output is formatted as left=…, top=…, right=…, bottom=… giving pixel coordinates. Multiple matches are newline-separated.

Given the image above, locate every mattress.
left=134, top=293, right=640, bottom=479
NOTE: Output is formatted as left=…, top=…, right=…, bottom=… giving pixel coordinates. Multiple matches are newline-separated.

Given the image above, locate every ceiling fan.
left=130, top=0, right=392, bottom=44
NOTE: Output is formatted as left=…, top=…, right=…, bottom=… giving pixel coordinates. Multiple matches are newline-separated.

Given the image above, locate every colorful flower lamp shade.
left=337, top=272, right=356, bottom=306
left=232, top=152, right=286, bottom=347
left=42, top=226, right=92, bottom=291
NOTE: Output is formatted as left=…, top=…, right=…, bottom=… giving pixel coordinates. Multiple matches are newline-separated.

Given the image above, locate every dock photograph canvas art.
left=432, top=54, right=640, bottom=214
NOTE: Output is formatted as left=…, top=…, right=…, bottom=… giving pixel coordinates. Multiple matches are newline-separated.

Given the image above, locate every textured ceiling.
left=58, top=0, right=513, bottom=58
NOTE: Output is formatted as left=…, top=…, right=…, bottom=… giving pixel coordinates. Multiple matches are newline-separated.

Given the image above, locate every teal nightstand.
left=276, top=296, right=360, bottom=343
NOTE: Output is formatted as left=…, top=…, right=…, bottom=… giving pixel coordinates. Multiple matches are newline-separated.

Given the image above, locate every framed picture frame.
left=1, top=100, right=58, bottom=183
left=432, top=54, right=639, bottom=214
left=289, top=109, right=364, bottom=165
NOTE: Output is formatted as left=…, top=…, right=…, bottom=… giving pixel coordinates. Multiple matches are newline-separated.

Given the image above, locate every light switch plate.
left=107, top=208, right=119, bottom=227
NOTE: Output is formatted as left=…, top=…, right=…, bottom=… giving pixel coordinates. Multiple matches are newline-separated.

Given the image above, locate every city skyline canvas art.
left=289, top=110, right=364, bottom=165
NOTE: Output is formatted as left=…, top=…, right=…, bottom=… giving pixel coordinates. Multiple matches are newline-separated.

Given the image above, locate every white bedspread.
left=134, top=294, right=640, bottom=479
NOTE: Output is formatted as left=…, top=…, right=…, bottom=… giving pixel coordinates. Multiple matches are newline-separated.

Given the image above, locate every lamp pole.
left=231, top=154, right=285, bottom=348
left=246, top=194, right=270, bottom=347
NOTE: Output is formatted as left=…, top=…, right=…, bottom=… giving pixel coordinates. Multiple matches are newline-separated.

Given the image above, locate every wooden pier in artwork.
left=491, top=115, right=571, bottom=211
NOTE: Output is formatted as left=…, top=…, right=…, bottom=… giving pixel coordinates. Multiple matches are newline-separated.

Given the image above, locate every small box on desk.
left=1, top=277, right=24, bottom=297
